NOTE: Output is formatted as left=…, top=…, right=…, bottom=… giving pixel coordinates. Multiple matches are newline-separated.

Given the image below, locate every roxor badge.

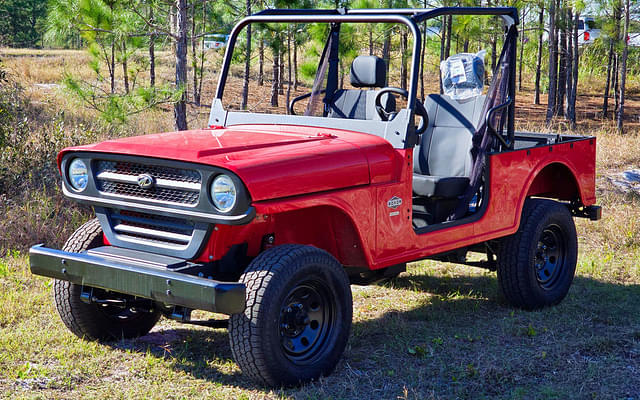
left=137, top=174, right=155, bottom=189
left=387, top=196, right=402, bottom=209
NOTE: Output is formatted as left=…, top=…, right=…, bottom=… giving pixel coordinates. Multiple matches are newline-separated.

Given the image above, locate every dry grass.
left=1, top=48, right=639, bottom=399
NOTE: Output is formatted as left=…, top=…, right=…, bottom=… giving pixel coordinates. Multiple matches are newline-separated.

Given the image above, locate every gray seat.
left=413, top=94, right=486, bottom=198
left=328, top=56, right=395, bottom=120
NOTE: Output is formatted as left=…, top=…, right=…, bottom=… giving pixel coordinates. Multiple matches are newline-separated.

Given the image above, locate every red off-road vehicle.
left=30, top=7, right=599, bottom=386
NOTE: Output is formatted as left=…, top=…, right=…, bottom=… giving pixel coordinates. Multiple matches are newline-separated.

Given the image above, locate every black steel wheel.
left=534, top=225, right=566, bottom=290
left=497, top=199, right=578, bottom=310
left=53, top=219, right=161, bottom=341
left=279, top=279, right=336, bottom=364
left=229, top=244, right=352, bottom=387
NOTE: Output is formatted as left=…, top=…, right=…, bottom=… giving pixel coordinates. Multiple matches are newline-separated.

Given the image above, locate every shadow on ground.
left=108, top=271, right=640, bottom=398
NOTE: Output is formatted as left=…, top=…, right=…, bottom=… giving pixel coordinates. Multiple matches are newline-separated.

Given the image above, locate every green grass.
left=1, top=242, right=639, bottom=399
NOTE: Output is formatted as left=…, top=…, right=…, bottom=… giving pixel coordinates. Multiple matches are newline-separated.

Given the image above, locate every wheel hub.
left=534, top=226, right=565, bottom=289
left=278, top=282, right=332, bottom=363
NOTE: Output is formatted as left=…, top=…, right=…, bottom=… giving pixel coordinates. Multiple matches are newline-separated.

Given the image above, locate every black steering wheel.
left=375, top=87, right=429, bottom=135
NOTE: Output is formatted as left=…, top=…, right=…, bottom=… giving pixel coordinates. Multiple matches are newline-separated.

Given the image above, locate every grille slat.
left=95, top=160, right=202, bottom=205
left=111, top=210, right=196, bottom=248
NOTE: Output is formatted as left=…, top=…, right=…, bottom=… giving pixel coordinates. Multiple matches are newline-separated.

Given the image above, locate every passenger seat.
left=412, top=94, right=486, bottom=198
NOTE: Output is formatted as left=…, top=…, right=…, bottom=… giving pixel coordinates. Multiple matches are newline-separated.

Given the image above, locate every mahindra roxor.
left=30, top=7, right=600, bottom=387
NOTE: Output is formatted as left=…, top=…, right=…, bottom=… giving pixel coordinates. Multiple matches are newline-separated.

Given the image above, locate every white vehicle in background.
left=628, top=32, right=640, bottom=47
left=542, top=16, right=600, bottom=45
left=204, top=34, right=229, bottom=50
left=577, top=16, right=600, bottom=45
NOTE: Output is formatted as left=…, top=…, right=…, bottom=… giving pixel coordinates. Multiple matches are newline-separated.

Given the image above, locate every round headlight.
left=68, top=159, right=88, bottom=192
left=211, top=174, right=237, bottom=212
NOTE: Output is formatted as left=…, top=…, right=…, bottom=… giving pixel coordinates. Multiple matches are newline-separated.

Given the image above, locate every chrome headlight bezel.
left=67, top=158, right=89, bottom=192
left=210, top=174, right=238, bottom=213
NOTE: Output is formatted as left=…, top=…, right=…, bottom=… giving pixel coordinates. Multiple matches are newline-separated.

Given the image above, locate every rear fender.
left=526, top=162, right=580, bottom=201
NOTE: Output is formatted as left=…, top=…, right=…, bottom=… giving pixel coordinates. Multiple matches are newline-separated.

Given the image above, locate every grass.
left=1, top=251, right=639, bottom=399
left=1, top=48, right=640, bottom=399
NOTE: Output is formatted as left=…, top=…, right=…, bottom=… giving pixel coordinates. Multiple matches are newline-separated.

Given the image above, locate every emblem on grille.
left=137, top=174, right=155, bottom=189
left=387, top=196, right=402, bottom=209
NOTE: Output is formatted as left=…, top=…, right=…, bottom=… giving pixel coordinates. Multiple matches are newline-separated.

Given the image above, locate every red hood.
left=60, top=125, right=395, bottom=201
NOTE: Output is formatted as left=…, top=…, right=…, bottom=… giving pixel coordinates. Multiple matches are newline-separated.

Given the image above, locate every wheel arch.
left=525, top=161, right=582, bottom=203
left=265, top=205, right=370, bottom=268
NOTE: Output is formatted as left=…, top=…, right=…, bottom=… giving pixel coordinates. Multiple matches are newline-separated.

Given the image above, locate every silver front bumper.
left=29, top=245, right=246, bottom=315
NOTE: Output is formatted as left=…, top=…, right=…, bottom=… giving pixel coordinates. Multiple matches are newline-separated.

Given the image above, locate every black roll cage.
left=214, top=7, right=519, bottom=149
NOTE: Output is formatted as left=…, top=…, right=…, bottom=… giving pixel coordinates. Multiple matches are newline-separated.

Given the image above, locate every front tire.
left=53, top=219, right=161, bottom=341
left=497, top=199, right=578, bottom=310
left=229, top=244, right=352, bottom=387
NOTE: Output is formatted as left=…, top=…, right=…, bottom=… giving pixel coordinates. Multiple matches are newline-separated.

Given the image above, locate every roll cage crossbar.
left=254, top=7, right=519, bottom=27
left=213, top=7, right=518, bottom=150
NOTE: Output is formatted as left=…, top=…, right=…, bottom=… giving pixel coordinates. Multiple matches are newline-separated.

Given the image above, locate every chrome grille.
left=95, top=160, right=201, bottom=205
left=97, top=161, right=201, bottom=183
left=111, top=210, right=195, bottom=246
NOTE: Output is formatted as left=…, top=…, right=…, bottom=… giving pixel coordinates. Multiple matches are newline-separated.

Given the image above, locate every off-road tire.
left=229, top=244, right=352, bottom=387
left=497, top=199, right=578, bottom=310
left=53, top=219, right=161, bottom=341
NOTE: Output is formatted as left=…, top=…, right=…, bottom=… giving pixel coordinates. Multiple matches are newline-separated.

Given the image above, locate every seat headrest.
left=350, top=56, right=386, bottom=88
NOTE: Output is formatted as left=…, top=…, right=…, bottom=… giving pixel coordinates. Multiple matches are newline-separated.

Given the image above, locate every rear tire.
left=53, top=219, right=161, bottom=341
left=497, top=199, right=578, bottom=310
left=229, top=244, right=352, bottom=387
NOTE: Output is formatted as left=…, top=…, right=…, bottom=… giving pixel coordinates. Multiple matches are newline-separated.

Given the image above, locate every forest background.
left=1, top=0, right=640, bottom=398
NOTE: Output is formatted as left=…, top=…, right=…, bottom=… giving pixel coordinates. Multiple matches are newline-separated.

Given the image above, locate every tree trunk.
left=197, top=0, right=206, bottom=104
left=603, top=39, right=614, bottom=118
left=170, top=4, right=177, bottom=55
left=122, top=40, right=129, bottom=94
left=241, top=0, right=252, bottom=110
left=149, top=7, right=155, bottom=87
left=191, top=6, right=199, bottom=105
left=518, top=6, right=526, bottom=91
left=534, top=4, right=544, bottom=104
left=174, top=0, right=188, bottom=131
left=617, top=0, right=630, bottom=132
left=382, top=29, right=391, bottom=86
left=565, top=9, right=573, bottom=120
left=286, top=27, right=292, bottom=113
left=110, top=41, right=115, bottom=94
left=613, top=1, right=622, bottom=118
left=293, top=38, right=298, bottom=90
left=258, top=38, right=264, bottom=86
left=279, top=42, right=284, bottom=95
left=445, top=15, right=452, bottom=59
left=613, top=54, right=619, bottom=116
left=556, top=16, right=566, bottom=117
left=546, top=0, right=558, bottom=125
left=270, top=46, right=279, bottom=107
left=567, top=10, right=579, bottom=129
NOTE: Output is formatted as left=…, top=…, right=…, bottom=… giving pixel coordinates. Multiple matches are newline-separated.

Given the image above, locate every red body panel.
left=251, top=137, right=596, bottom=269
left=60, top=124, right=596, bottom=270
left=60, top=125, right=392, bottom=201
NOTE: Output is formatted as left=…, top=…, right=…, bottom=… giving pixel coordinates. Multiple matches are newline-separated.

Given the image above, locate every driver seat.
left=328, top=56, right=395, bottom=120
